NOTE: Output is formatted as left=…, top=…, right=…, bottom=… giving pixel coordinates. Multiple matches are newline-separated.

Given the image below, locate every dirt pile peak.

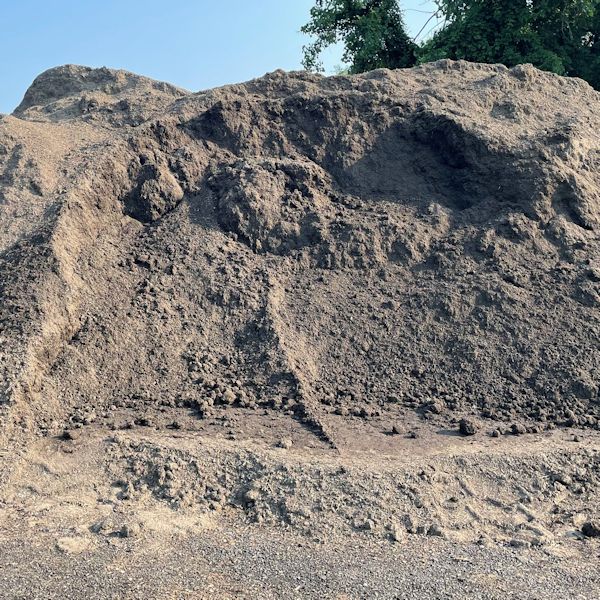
left=13, top=64, right=187, bottom=124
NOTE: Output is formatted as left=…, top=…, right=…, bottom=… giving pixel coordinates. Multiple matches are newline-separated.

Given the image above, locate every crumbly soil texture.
left=0, top=61, right=599, bottom=599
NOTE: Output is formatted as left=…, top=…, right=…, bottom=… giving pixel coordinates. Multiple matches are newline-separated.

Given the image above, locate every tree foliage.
left=301, top=0, right=418, bottom=73
left=422, top=0, right=599, bottom=78
left=302, top=0, right=600, bottom=88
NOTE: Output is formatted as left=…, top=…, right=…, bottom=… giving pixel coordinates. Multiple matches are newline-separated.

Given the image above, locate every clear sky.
left=0, top=1, right=436, bottom=114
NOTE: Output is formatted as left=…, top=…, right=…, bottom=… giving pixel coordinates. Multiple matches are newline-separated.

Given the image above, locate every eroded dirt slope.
left=1, top=61, right=599, bottom=448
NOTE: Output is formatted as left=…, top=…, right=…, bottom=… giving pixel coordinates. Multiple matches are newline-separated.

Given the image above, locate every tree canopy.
left=301, top=0, right=418, bottom=73
left=302, top=0, right=600, bottom=88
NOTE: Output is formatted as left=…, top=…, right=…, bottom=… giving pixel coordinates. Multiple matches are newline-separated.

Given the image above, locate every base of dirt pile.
left=1, top=424, right=598, bottom=598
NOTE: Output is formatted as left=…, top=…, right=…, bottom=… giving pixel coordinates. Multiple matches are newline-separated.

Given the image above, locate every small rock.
left=277, top=438, right=293, bottom=449
left=56, top=536, right=91, bottom=554
left=424, top=400, right=443, bottom=415
left=573, top=435, right=582, bottom=442
left=459, top=418, right=477, bottom=436
left=389, top=523, right=405, bottom=543
left=427, top=524, right=445, bottom=538
left=120, top=523, right=141, bottom=538
left=62, top=429, right=80, bottom=441
left=244, top=488, right=260, bottom=503
left=509, top=538, right=532, bottom=549
left=363, top=518, right=376, bottom=531
left=587, top=265, right=600, bottom=282
left=391, top=424, right=402, bottom=435
left=511, top=423, right=527, bottom=435
left=490, top=429, right=501, bottom=438
left=222, top=389, right=236, bottom=405
left=354, top=517, right=375, bottom=531
left=551, top=472, right=573, bottom=487
left=90, top=518, right=110, bottom=534
left=581, top=521, right=600, bottom=538
left=82, top=412, right=96, bottom=426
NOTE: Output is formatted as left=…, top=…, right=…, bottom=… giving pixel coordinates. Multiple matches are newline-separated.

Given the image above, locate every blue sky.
left=0, top=1, right=436, bottom=114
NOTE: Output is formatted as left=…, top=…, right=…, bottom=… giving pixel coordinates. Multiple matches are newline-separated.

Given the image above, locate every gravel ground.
left=1, top=525, right=599, bottom=599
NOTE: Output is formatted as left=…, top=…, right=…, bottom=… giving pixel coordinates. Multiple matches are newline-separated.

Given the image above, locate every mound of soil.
left=1, top=60, right=599, bottom=446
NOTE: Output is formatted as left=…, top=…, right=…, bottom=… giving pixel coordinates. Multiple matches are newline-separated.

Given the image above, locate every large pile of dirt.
left=1, top=60, right=599, bottom=447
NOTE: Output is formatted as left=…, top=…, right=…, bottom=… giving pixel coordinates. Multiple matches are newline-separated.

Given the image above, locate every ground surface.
left=1, top=62, right=600, bottom=598
left=2, top=522, right=599, bottom=599
left=1, top=422, right=599, bottom=599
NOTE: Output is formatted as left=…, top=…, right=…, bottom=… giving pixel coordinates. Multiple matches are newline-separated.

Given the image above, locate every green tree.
left=420, top=0, right=600, bottom=78
left=530, top=0, right=599, bottom=75
left=570, top=4, right=600, bottom=87
left=301, top=0, right=418, bottom=73
left=302, top=0, right=600, bottom=88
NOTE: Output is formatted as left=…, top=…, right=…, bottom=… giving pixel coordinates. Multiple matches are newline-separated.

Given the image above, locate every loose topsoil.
left=1, top=60, right=599, bottom=446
